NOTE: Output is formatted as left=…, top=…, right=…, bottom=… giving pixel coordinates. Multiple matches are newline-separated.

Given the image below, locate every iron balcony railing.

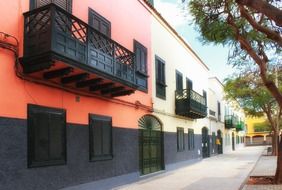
left=23, top=3, right=135, bottom=86
left=224, top=115, right=238, bottom=129
left=236, top=121, right=245, bottom=131
left=175, top=89, right=207, bottom=119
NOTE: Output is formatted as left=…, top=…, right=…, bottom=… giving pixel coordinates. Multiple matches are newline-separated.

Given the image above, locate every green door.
left=232, top=132, right=235, bottom=151
left=202, top=127, right=210, bottom=158
left=139, top=115, right=163, bottom=175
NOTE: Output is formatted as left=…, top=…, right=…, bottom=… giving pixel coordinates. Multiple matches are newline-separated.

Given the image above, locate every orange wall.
left=0, top=0, right=152, bottom=128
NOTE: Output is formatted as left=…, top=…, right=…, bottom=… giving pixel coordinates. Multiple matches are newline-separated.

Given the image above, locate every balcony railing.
left=20, top=4, right=137, bottom=97
left=175, top=89, right=207, bottom=119
left=225, top=115, right=238, bottom=129
left=236, top=121, right=245, bottom=131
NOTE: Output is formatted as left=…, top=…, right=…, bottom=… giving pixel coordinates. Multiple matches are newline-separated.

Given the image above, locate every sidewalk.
left=62, top=146, right=265, bottom=190
left=242, top=148, right=282, bottom=190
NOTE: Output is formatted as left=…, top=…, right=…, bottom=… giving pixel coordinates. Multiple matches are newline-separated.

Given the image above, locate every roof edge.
left=140, top=0, right=210, bottom=71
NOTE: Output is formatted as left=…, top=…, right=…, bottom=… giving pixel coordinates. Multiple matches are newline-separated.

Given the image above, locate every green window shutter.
left=31, top=0, right=72, bottom=12
left=176, top=71, right=183, bottom=92
left=155, top=56, right=166, bottom=99
left=93, top=119, right=103, bottom=156
left=88, top=8, right=111, bottom=37
left=188, top=129, right=195, bottom=150
left=134, top=40, right=148, bottom=90
left=89, top=114, right=113, bottom=161
left=28, top=104, right=66, bottom=168
left=102, top=119, right=112, bottom=155
left=186, top=78, right=193, bottom=90
left=48, top=112, right=66, bottom=160
left=33, top=112, right=49, bottom=162
left=177, top=127, right=184, bottom=152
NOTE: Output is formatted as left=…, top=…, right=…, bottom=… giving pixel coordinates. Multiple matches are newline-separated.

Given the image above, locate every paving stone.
left=251, top=156, right=277, bottom=177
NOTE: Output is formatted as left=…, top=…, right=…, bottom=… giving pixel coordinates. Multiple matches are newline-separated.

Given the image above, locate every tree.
left=188, top=0, right=282, bottom=109
left=224, top=71, right=282, bottom=183
left=224, top=72, right=281, bottom=154
left=253, top=121, right=272, bottom=132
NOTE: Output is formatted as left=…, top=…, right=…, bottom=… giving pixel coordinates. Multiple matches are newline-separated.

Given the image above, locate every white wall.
left=151, top=15, right=210, bottom=134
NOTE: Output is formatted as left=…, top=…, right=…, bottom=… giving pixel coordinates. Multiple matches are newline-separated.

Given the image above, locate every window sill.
left=28, top=160, right=66, bottom=168
left=90, top=155, right=113, bottom=162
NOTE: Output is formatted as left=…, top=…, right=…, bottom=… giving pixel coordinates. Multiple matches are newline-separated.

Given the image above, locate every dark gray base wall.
left=0, top=117, right=139, bottom=190
left=163, top=132, right=202, bottom=164
left=1, top=116, right=221, bottom=190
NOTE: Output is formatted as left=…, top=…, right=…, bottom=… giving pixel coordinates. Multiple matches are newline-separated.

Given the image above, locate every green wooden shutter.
left=89, top=114, right=112, bottom=161
left=186, top=78, right=193, bottom=90
left=176, top=71, right=183, bottom=92
left=33, top=112, right=49, bottom=162
left=134, top=41, right=148, bottom=90
left=48, top=112, right=66, bottom=160
left=28, top=104, right=66, bottom=168
left=32, top=0, right=72, bottom=12
left=88, top=9, right=111, bottom=37
left=177, top=128, right=184, bottom=151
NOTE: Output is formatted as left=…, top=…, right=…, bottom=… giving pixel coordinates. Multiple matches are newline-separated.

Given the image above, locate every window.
left=203, top=90, right=207, bottom=105
left=88, top=8, right=111, bottom=37
left=186, top=78, right=193, bottom=90
left=177, top=127, right=185, bottom=152
left=134, top=40, right=148, bottom=91
left=188, top=129, right=195, bottom=150
left=176, top=71, right=183, bottom=93
left=217, top=101, right=221, bottom=121
left=155, top=56, right=166, bottom=99
left=30, top=0, right=72, bottom=12
left=27, top=104, right=66, bottom=168
left=89, top=114, right=113, bottom=161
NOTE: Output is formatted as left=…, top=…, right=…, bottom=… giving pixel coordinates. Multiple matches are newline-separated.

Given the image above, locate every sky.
left=154, top=0, right=236, bottom=82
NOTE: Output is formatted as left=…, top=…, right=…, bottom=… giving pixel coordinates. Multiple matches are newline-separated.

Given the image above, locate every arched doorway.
left=138, top=115, right=164, bottom=175
left=232, top=132, right=235, bottom=151
left=217, top=130, right=223, bottom=154
left=202, top=127, right=210, bottom=158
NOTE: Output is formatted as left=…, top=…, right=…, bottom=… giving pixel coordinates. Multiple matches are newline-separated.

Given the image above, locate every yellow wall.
left=246, top=116, right=268, bottom=134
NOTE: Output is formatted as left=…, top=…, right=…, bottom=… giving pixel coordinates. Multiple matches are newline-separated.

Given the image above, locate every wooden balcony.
left=20, top=4, right=137, bottom=97
left=175, top=89, right=207, bottom=119
left=236, top=121, right=245, bottom=131
left=224, top=115, right=238, bottom=129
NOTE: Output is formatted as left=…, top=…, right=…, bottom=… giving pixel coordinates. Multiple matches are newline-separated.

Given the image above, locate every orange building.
left=0, top=0, right=156, bottom=189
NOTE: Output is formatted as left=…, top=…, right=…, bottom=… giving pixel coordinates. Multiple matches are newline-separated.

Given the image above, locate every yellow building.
left=245, top=116, right=272, bottom=145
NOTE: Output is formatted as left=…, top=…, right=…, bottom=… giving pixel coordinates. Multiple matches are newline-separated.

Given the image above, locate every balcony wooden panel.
left=175, top=89, right=207, bottom=119
left=20, top=4, right=137, bottom=97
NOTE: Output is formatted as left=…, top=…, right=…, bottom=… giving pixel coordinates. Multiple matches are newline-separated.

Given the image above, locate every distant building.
left=245, top=116, right=272, bottom=145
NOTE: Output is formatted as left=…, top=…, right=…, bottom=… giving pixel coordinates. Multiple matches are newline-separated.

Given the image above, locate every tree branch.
left=226, top=12, right=282, bottom=109
left=236, top=0, right=282, bottom=27
left=238, top=4, right=282, bottom=47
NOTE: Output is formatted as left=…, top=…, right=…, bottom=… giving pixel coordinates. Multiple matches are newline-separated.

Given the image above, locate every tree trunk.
left=275, top=134, right=282, bottom=183
left=236, top=0, right=282, bottom=27
left=273, top=132, right=278, bottom=156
